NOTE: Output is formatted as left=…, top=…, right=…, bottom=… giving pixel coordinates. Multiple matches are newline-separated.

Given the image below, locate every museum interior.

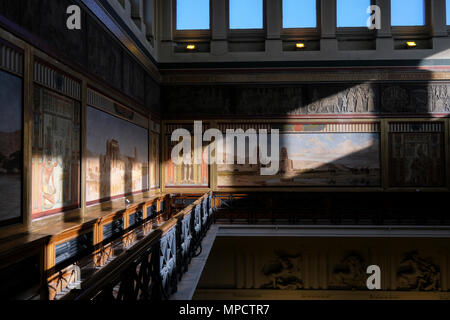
left=1, top=0, right=450, bottom=301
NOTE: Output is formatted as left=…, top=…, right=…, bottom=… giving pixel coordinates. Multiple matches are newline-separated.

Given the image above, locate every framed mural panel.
left=217, top=122, right=381, bottom=187
left=388, top=122, right=445, bottom=187
left=86, top=90, right=149, bottom=205
left=32, top=86, right=81, bottom=219
left=0, top=68, right=23, bottom=226
left=149, top=120, right=160, bottom=190
left=164, top=123, right=209, bottom=188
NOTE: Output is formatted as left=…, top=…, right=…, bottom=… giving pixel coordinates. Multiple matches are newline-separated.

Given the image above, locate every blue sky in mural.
left=283, top=0, right=317, bottom=28
left=337, top=0, right=371, bottom=27
left=281, top=133, right=380, bottom=167
left=86, top=107, right=148, bottom=163
left=447, top=0, right=450, bottom=25
left=176, top=0, right=210, bottom=30
left=0, top=71, right=22, bottom=133
left=391, top=0, right=425, bottom=26
left=229, top=0, right=263, bottom=29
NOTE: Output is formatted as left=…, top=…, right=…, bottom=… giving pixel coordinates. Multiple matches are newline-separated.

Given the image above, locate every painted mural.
left=165, top=125, right=209, bottom=188
left=389, top=132, right=445, bottom=187
left=32, top=86, right=80, bottom=219
left=150, top=131, right=160, bottom=189
left=0, top=70, right=22, bottom=224
left=217, top=128, right=381, bottom=187
left=86, top=106, right=149, bottom=204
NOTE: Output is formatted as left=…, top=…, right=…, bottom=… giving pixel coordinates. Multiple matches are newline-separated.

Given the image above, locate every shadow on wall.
left=161, top=70, right=448, bottom=193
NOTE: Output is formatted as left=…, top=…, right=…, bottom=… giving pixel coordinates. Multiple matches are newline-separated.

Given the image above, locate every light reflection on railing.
left=58, top=191, right=214, bottom=301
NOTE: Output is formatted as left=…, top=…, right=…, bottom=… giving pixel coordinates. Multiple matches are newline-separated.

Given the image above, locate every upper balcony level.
left=97, top=0, right=450, bottom=67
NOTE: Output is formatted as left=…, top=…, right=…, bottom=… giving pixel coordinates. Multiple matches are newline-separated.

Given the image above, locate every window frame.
left=227, top=0, right=266, bottom=39
left=446, top=0, right=450, bottom=33
left=172, top=0, right=212, bottom=41
left=391, top=0, right=431, bottom=39
left=335, top=0, right=377, bottom=39
left=281, top=0, right=321, bottom=39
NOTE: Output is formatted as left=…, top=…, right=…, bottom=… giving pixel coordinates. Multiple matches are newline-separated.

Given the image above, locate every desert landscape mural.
left=218, top=131, right=381, bottom=187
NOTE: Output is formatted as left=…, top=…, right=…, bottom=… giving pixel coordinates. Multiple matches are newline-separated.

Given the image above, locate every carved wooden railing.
left=60, top=192, right=214, bottom=301
left=45, top=194, right=170, bottom=300
left=213, top=192, right=450, bottom=226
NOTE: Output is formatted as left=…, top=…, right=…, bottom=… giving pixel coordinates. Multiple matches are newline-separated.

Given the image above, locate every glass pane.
left=391, top=0, right=425, bottom=26
left=176, top=0, right=210, bottom=30
left=0, top=70, right=22, bottom=225
left=447, top=0, right=450, bottom=25
left=229, top=0, right=263, bottom=29
left=337, top=0, right=371, bottom=27
left=283, top=0, right=317, bottom=28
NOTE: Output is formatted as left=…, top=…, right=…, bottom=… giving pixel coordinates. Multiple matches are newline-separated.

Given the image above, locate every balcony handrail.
left=61, top=192, right=212, bottom=301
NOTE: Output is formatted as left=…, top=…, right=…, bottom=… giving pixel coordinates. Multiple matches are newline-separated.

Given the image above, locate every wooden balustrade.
left=213, top=192, right=450, bottom=226
left=59, top=192, right=215, bottom=301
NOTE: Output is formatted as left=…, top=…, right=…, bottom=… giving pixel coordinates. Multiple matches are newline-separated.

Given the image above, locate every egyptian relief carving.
left=381, top=84, right=450, bottom=114
left=329, top=252, right=367, bottom=290
left=235, top=87, right=304, bottom=115
left=429, top=84, right=450, bottom=113
left=163, top=82, right=450, bottom=116
left=163, top=86, right=232, bottom=115
left=260, top=250, right=303, bottom=290
left=396, top=251, right=440, bottom=291
left=307, top=84, right=377, bottom=114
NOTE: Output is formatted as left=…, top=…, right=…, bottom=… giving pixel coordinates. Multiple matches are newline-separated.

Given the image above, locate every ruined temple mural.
left=150, top=121, right=160, bottom=189
left=32, top=86, right=80, bottom=219
left=0, top=70, right=22, bottom=224
left=389, top=122, right=445, bottom=187
left=86, top=106, right=148, bottom=204
left=165, top=125, right=209, bottom=188
left=217, top=123, right=381, bottom=187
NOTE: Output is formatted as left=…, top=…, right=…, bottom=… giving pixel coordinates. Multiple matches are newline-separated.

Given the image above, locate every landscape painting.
left=217, top=132, right=381, bottom=187
left=32, top=86, right=80, bottom=219
left=86, top=106, right=149, bottom=204
left=0, top=70, right=22, bottom=224
left=150, top=131, right=160, bottom=189
left=165, top=135, right=209, bottom=188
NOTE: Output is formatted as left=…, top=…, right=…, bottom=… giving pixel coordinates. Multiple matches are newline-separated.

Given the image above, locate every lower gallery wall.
left=195, top=236, right=450, bottom=298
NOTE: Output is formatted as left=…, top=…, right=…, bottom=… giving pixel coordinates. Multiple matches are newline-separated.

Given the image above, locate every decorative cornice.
left=161, top=67, right=450, bottom=84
